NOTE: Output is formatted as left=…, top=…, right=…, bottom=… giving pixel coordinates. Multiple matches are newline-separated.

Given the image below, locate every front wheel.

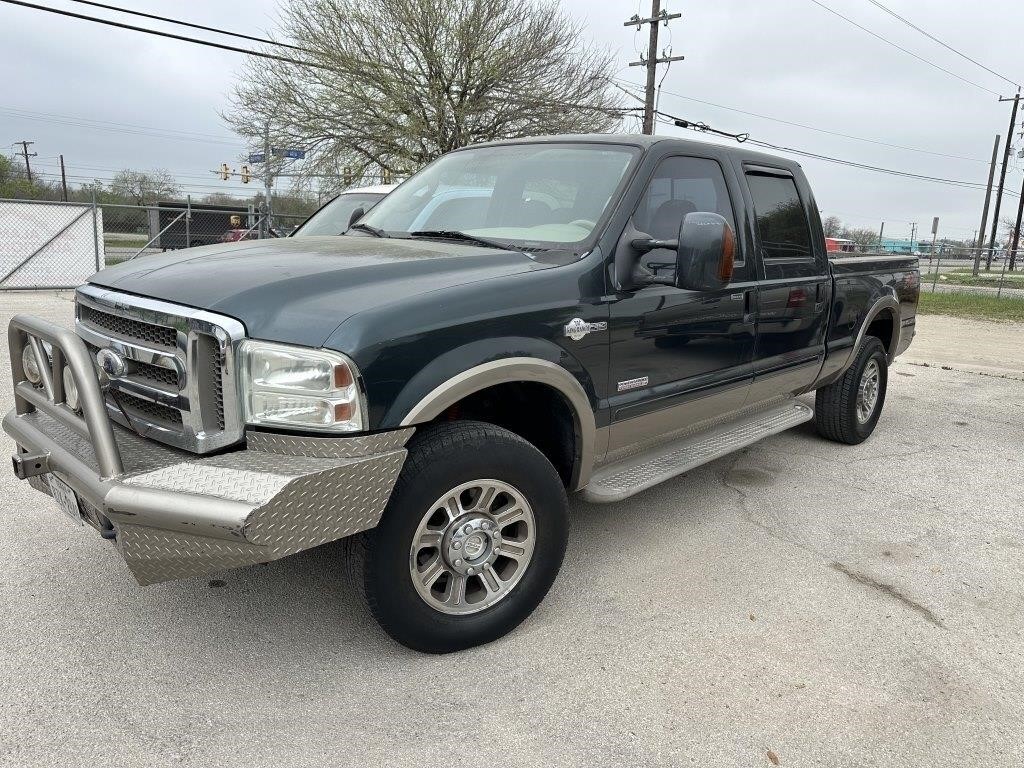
left=814, top=336, right=889, bottom=445
left=363, top=421, right=569, bottom=653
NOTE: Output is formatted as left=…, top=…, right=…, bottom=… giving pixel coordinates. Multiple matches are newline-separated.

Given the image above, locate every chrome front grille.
left=79, top=304, right=178, bottom=351
left=74, top=285, right=246, bottom=454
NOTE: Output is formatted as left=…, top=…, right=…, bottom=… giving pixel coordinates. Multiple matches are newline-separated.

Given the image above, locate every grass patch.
left=103, top=236, right=149, bottom=249
left=921, top=269, right=1024, bottom=288
left=918, top=291, right=1024, bottom=322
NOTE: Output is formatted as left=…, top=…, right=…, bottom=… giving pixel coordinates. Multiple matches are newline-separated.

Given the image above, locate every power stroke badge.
left=563, top=317, right=608, bottom=341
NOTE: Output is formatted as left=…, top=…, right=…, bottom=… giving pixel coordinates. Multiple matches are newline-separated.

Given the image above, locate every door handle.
left=742, top=289, right=756, bottom=325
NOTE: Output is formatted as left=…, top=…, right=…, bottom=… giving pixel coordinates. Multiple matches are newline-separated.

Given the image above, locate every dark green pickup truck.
left=6, top=134, right=918, bottom=652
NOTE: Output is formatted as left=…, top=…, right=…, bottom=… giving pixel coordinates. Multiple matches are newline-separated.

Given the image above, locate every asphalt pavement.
left=1, top=292, right=1023, bottom=767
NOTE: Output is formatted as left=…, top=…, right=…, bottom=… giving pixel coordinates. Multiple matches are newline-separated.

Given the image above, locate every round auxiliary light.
left=63, top=367, right=80, bottom=412
left=22, top=344, right=42, bottom=385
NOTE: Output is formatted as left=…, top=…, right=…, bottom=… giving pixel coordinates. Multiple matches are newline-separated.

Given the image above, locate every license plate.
left=46, top=475, right=84, bottom=526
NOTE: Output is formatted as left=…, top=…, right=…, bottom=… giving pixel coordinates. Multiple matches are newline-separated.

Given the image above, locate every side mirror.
left=347, top=206, right=366, bottom=229
left=673, top=212, right=736, bottom=291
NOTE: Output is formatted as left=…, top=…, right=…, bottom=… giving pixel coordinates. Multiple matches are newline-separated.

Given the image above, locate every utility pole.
left=985, top=90, right=1021, bottom=270
left=263, top=123, right=273, bottom=238
left=625, top=1, right=684, bottom=135
left=16, top=140, right=36, bottom=181
left=909, top=222, right=917, bottom=249
left=877, top=221, right=885, bottom=252
left=59, top=154, right=68, bottom=202
left=1009, top=171, right=1024, bottom=272
left=974, top=134, right=1001, bottom=276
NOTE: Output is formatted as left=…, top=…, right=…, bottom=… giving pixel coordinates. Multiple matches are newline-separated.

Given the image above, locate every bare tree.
left=822, top=215, right=843, bottom=238
left=226, top=0, right=621, bottom=188
left=109, top=169, right=180, bottom=206
left=841, top=227, right=880, bottom=247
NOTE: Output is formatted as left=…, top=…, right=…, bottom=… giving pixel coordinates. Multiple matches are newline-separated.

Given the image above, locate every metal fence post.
left=996, top=251, right=1009, bottom=298
left=931, top=247, right=942, bottom=293
left=185, top=195, right=191, bottom=248
left=91, top=191, right=100, bottom=272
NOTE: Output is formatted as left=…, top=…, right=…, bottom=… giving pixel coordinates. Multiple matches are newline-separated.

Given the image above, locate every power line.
left=65, top=0, right=303, bottom=51
left=0, top=0, right=328, bottom=70
left=1, top=106, right=240, bottom=146
left=865, top=0, right=1020, bottom=90
left=615, top=78, right=991, bottom=164
left=652, top=110, right=1019, bottom=197
left=806, top=0, right=1003, bottom=97
left=619, top=82, right=1015, bottom=193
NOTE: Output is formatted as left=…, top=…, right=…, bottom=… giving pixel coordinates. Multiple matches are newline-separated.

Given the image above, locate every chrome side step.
left=583, top=400, right=814, bottom=503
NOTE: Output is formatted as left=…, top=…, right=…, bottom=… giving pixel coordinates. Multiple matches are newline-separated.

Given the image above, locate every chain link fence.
left=0, top=199, right=103, bottom=289
left=100, top=201, right=306, bottom=265
left=1, top=197, right=309, bottom=286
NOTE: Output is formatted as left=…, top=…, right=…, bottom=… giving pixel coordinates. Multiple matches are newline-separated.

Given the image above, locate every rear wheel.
left=363, top=421, right=568, bottom=653
left=815, top=336, right=888, bottom=445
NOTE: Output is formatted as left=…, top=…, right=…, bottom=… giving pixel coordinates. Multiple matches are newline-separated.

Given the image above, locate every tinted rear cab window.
left=746, top=173, right=812, bottom=260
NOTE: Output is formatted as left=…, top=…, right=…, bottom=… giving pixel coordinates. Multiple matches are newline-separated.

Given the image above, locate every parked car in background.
left=291, top=183, right=398, bottom=236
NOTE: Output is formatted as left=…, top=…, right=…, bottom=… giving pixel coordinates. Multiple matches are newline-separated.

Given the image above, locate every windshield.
left=360, top=143, right=639, bottom=250
left=293, top=192, right=387, bottom=236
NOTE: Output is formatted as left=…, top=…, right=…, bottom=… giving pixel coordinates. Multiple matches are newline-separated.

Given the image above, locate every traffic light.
left=219, top=163, right=230, bottom=181
left=240, top=164, right=251, bottom=183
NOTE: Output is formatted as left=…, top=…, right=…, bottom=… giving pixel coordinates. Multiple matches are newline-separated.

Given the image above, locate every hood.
left=89, top=235, right=552, bottom=346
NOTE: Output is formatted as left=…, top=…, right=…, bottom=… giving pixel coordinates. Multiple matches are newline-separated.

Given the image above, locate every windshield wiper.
left=409, top=230, right=515, bottom=251
left=347, top=222, right=387, bottom=237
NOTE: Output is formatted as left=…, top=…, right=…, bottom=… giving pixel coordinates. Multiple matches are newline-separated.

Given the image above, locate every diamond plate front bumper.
left=5, top=314, right=411, bottom=585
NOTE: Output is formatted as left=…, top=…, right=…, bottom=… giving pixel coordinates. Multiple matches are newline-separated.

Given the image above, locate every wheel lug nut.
left=453, top=542, right=461, bottom=550
left=454, top=559, right=463, bottom=567
left=463, top=524, right=473, bottom=534
left=467, top=567, right=475, bottom=575
left=482, top=521, right=491, bottom=530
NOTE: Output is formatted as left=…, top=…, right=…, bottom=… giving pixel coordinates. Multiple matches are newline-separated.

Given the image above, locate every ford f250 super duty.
left=5, top=134, right=919, bottom=653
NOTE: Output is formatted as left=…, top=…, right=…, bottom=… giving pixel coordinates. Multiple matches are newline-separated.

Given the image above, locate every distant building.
left=825, top=237, right=856, bottom=253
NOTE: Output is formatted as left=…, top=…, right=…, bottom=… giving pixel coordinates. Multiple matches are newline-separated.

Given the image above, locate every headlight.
left=238, top=341, right=364, bottom=432
left=62, top=366, right=80, bottom=412
left=21, top=341, right=52, bottom=386
left=22, top=344, right=42, bottom=385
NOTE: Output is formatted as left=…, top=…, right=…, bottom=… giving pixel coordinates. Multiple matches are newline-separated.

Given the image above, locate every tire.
left=363, top=421, right=569, bottom=653
left=814, top=336, right=888, bottom=445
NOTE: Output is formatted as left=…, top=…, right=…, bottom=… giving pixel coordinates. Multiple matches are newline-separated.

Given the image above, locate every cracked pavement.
left=1, top=293, right=1023, bottom=767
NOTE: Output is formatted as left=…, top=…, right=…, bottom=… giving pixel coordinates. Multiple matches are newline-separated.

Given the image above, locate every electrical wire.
left=1, top=106, right=240, bottom=146
left=66, top=0, right=303, bottom=51
left=865, top=0, right=1020, bottom=90
left=614, top=78, right=990, bottom=164
left=652, top=109, right=1020, bottom=197
left=806, top=0, right=1003, bottom=97
left=0, top=0, right=329, bottom=70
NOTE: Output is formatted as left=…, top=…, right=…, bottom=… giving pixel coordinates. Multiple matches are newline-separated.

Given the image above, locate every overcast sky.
left=2, top=0, right=1022, bottom=240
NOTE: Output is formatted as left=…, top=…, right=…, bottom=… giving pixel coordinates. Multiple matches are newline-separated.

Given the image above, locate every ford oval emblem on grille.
left=96, top=348, right=126, bottom=377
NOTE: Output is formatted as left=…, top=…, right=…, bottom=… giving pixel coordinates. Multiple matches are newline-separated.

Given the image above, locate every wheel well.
left=433, top=381, right=577, bottom=487
left=865, top=310, right=895, bottom=357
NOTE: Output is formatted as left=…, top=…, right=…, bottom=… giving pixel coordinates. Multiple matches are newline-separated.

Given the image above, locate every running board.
left=583, top=400, right=814, bottom=503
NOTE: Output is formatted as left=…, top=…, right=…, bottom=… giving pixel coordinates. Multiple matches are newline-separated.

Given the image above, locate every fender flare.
left=853, top=293, right=901, bottom=364
left=399, top=356, right=597, bottom=490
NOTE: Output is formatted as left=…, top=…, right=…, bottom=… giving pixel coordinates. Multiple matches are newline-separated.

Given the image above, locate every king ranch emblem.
left=563, top=317, right=608, bottom=342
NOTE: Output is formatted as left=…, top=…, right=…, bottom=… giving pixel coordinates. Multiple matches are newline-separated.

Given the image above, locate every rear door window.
left=745, top=173, right=812, bottom=260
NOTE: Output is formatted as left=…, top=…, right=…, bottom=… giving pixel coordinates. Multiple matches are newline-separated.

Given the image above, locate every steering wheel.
left=568, top=219, right=597, bottom=229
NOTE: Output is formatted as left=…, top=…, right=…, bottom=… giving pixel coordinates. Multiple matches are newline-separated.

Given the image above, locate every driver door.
left=606, top=154, right=757, bottom=456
